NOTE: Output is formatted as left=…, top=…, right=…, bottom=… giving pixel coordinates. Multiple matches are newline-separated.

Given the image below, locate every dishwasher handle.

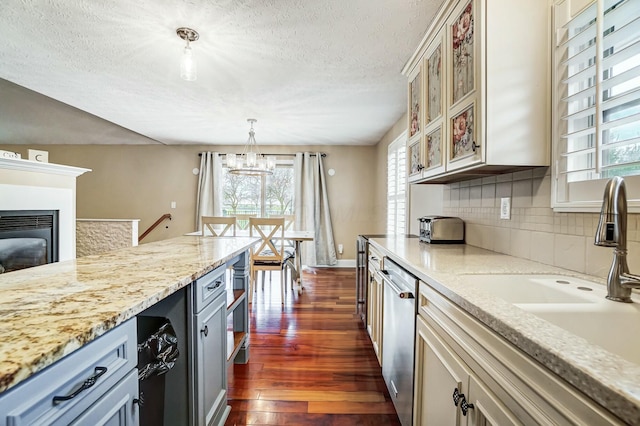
left=378, top=270, right=414, bottom=299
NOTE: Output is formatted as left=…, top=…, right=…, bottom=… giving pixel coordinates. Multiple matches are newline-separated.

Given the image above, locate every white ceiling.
left=0, top=0, right=444, bottom=146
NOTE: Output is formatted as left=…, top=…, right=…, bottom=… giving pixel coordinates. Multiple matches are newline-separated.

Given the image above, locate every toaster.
left=418, top=216, right=465, bottom=243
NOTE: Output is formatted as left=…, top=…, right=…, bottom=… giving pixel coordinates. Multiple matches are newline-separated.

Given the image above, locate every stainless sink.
left=464, top=274, right=640, bottom=364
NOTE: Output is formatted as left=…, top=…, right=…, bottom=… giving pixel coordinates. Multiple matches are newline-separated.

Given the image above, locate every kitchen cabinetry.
left=191, top=253, right=249, bottom=426
left=366, top=246, right=384, bottom=365
left=192, top=265, right=229, bottom=426
left=414, top=281, right=623, bottom=425
left=0, top=318, right=139, bottom=425
left=403, top=0, right=549, bottom=183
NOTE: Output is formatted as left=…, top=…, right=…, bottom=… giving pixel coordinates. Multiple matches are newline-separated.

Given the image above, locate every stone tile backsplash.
left=441, top=167, right=640, bottom=278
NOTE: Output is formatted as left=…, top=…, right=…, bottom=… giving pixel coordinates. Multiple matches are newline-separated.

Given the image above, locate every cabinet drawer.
left=193, top=265, right=226, bottom=313
left=70, top=368, right=139, bottom=425
left=0, top=318, right=137, bottom=426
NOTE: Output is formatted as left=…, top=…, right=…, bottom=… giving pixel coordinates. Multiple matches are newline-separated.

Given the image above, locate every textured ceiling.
left=0, top=0, right=444, bottom=145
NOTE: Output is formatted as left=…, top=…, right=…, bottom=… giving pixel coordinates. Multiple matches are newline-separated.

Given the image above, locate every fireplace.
left=0, top=210, right=59, bottom=273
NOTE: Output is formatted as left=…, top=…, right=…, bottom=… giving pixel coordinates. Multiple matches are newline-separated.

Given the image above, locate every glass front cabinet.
left=403, top=0, right=550, bottom=183
left=407, top=63, right=425, bottom=183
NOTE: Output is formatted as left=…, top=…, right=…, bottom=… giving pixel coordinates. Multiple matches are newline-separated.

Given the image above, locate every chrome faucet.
left=595, top=176, right=640, bottom=302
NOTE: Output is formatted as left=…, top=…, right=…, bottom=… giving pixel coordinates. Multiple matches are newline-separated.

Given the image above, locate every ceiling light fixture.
left=176, top=27, right=199, bottom=81
left=226, top=119, right=276, bottom=176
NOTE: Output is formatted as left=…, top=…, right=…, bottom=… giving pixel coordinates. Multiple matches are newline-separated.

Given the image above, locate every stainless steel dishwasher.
left=379, top=257, right=417, bottom=426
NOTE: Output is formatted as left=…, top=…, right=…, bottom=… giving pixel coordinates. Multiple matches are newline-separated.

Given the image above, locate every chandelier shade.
left=226, top=119, right=276, bottom=176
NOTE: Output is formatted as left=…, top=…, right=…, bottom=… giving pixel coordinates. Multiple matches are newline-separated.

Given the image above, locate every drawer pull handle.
left=201, top=325, right=209, bottom=337
left=206, top=280, right=223, bottom=291
left=52, top=366, right=107, bottom=404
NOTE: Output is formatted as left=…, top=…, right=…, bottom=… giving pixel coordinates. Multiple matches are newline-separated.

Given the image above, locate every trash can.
left=137, top=317, right=179, bottom=426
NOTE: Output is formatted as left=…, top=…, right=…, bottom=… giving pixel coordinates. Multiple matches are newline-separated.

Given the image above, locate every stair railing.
left=139, top=213, right=172, bottom=243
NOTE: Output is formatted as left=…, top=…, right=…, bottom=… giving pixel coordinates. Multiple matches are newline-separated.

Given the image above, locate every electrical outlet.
left=171, top=201, right=177, bottom=209
left=338, top=244, right=344, bottom=254
left=500, top=197, right=511, bottom=220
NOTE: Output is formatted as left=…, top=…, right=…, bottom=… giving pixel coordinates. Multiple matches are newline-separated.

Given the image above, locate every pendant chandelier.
left=176, top=27, right=199, bottom=81
left=226, top=119, right=276, bottom=176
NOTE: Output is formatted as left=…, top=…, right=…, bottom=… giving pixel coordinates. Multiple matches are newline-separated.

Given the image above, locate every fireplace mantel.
left=0, top=157, right=90, bottom=176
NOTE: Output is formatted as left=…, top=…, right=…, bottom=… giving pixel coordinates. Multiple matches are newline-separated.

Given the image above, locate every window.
left=387, top=132, right=407, bottom=234
left=552, top=0, right=640, bottom=210
left=221, top=162, right=295, bottom=218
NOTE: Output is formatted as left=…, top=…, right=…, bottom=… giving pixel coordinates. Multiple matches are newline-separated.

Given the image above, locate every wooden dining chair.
left=201, top=216, right=237, bottom=237
left=249, top=217, right=287, bottom=304
left=235, top=214, right=256, bottom=231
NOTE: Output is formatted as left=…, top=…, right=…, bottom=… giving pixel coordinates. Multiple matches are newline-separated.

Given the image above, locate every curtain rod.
left=198, top=152, right=326, bottom=157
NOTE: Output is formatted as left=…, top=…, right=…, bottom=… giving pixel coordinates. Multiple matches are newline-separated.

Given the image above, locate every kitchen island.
left=370, top=236, right=640, bottom=425
left=0, top=235, right=258, bottom=424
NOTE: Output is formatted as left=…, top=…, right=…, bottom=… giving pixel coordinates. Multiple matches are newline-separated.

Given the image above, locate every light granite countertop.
left=0, top=235, right=258, bottom=394
left=370, top=236, right=640, bottom=425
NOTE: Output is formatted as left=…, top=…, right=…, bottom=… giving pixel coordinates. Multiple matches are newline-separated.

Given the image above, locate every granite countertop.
left=0, top=235, right=258, bottom=394
left=369, top=236, right=640, bottom=425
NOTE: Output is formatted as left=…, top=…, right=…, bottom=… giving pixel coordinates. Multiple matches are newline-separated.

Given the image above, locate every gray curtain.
left=195, top=152, right=223, bottom=231
left=294, top=152, right=337, bottom=266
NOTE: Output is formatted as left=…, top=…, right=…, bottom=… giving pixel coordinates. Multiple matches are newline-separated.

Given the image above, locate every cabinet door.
left=408, top=138, right=424, bottom=182
left=447, top=0, right=483, bottom=172
left=374, top=270, right=384, bottom=364
left=194, top=291, right=227, bottom=426
left=366, top=270, right=375, bottom=340
left=408, top=62, right=425, bottom=183
left=466, top=375, right=523, bottom=426
left=70, top=369, right=139, bottom=426
left=415, top=315, right=469, bottom=426
left=423, top=31, right=446, bottom=178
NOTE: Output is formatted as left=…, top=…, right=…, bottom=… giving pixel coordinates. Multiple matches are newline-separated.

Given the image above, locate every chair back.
left=202, top=216, right=237, bottom=237
left=235, top=214, right=257, bottom=230
left=249, top=217, right=285, bottom=262
left=284, top=214, right=295, bottom=231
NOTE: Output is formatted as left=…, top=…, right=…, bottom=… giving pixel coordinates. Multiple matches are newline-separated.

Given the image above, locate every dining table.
left=188, top=229, right=314, bottom=294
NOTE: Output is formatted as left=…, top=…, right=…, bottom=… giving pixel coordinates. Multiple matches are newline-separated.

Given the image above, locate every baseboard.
left=309, top=259, right=355, bottom=268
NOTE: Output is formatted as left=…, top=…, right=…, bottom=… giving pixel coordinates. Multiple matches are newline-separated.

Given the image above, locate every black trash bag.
left=138, top=321, right=179, bottom=381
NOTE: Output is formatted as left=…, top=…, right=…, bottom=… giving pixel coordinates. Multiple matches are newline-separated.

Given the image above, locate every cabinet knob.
left=133, top=392, right=144, bottom=407
left=452, top=388, right=461, bottom=406
left=417, top=164, right=425, bottom=171
left=201, top=325, right=209, bottom=337
left=460, top=395, right=474, bottom=416
left=472, top=142, right=480, bottom=152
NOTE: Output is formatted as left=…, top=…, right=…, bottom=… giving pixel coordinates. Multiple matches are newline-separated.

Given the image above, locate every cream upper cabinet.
left=407, top=63, right=425, bottom=183
left=404, top=0, right=550, bottom=183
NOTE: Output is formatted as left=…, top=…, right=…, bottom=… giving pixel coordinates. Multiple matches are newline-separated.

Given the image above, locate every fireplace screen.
left=0, top=238, right=47, bottom=273
left=0, top=210, right=58, bottom=274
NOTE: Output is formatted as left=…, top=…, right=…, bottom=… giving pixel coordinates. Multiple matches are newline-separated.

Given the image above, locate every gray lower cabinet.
left=0, top=318, right=139, bottom=425
left=191, top=264, right=230, bottom=426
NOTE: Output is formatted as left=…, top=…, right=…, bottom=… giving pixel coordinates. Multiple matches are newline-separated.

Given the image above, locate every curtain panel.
left=294, top=152, right=337, bottom=266
left=195, top=152, right=222, bottom=231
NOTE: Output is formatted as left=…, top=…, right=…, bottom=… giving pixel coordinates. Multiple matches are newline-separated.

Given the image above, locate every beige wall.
left=1, top=144, right=377, bottom=260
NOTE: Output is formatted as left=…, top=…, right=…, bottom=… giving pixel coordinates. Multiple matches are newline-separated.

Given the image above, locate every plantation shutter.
left=556, top=0, right=640, bottom=185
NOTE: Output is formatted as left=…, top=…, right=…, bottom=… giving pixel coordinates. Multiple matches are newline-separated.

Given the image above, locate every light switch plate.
left=500, top=197, right=511, bottom=220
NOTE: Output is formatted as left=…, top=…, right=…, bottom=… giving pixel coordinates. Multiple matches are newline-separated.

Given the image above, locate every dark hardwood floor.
left=225, top=267, right=401, bottom=426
